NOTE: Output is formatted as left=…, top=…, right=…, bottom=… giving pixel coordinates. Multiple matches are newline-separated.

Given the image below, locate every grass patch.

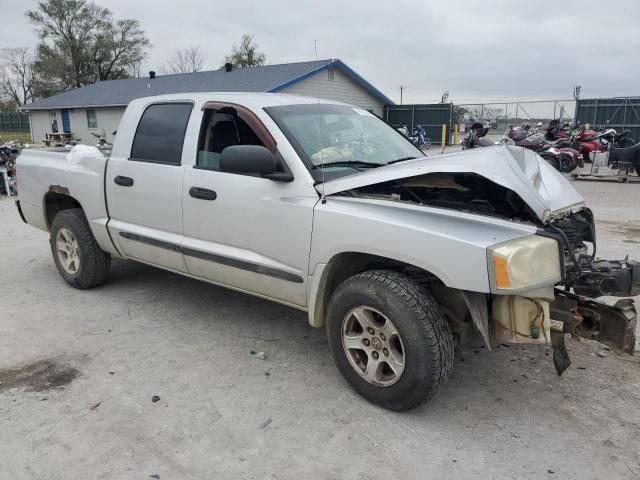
left=0, top=132, right=33, bottom=144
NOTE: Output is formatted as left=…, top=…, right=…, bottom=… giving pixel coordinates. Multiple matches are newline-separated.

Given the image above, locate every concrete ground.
left=1, top=179, right=639, bottom=480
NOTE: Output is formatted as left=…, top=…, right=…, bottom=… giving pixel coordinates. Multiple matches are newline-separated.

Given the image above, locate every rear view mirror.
left=219, top=145, right=293, bottom=182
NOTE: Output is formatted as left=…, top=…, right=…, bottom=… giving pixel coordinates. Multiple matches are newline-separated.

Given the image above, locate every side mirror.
left=219, top=145, right=293, bottom=182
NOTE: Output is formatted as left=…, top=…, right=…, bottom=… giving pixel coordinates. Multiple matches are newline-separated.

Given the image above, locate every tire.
left=326, top=270, right=454, bottom=411
left=49, top=208, right=111, bottom=289
left=421, top=138, right=432, bottom=150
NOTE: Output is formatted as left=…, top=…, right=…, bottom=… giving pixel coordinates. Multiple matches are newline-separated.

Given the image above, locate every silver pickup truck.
left=16, top=93, right=639, bottom=411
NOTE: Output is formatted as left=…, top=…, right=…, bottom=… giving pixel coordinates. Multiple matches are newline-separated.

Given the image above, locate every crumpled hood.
left=318, top=145, right=585, bottom=223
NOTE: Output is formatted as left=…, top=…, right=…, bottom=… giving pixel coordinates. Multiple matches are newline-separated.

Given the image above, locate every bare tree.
left=225, top=34, right=266, bottom=69
left=26, top=0, right=149, bottom=93
left=0, top=47, right=37, bottom=106
left=161, top=46, right=205, bottom=74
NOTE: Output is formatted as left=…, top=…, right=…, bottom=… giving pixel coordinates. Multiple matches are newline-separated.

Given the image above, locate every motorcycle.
left=91, top=129, right=113, bottom=148
left=502, top=125, right=583, bottom=173
left=397, top=123, right=432, bottom=150
left=545, top=120, right=604, bottom=164
left=0, top=140, right=18, bottom=196
left=597, top=127, right=635, bottom=149
left=461, top=122, right=494, bottom=149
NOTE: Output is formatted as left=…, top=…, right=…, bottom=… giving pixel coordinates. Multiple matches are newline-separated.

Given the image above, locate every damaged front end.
left=322, top=146, right=637, bottom=373
left=543, top=208, right=639, bottom=372
left=489, top=207, right=638, bottom=373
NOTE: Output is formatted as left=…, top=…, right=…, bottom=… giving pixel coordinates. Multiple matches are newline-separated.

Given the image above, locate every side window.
left=130, top=103, right=193, bottom=165
left=196, top=108, right=265, bottom=171
left=86, top=109, right=97, bottom=129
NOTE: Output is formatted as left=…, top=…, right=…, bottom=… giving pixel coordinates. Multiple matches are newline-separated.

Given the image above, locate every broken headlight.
left=488, top=235, right=562, bottom=293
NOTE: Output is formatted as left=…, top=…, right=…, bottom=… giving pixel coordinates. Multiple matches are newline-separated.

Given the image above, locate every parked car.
left=15, top=93, right=639, bottom=411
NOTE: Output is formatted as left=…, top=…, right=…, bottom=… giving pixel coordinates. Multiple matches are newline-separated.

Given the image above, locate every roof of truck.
left=22, top=59, right=393, bottom=110
left=125, top=91, right=356, bottom=109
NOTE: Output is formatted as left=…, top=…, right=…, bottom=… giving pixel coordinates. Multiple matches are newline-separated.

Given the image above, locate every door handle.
left=114, top=175, right=134, bottom=187
left=189, top=187, right=217, bottom=200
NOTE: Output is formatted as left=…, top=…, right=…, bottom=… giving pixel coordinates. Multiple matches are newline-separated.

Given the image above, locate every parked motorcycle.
left=502, top=125, right=582, bottom=172
left=91, top=129, right=113, bottom=148
left=461, top=122, right=494, bottom=149
left=545, top=120, right=604, bottom=164
left=397, top=123, right=432, bottom=150
left=0, top=140, right=18, bottom=196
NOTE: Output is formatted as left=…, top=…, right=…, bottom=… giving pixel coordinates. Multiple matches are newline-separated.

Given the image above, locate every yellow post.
left=453, top=124, right=459, bottom=145
left=441, top=124, right=447, bottom=146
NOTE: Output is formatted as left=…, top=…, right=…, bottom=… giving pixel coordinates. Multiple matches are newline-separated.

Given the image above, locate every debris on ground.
left=151, top=395, right=160, bottom=403
left=596, top=350, right=608, bottom=358
left=255, top=351, right=266, bottom=360
left=89, top=402, right=101, bottom=411
left=150, top=475, right=160, bottom=479
left=259, top=418, right=273, bottom=429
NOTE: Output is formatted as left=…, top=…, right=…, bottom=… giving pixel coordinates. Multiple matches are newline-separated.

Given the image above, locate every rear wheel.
left=326, top=270, right=454, bottom=411
left=50, top=208, right=111, bottom=289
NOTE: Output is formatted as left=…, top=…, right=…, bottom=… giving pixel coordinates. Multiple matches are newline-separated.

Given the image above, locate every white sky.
left=3, top=0, right=639, bottom=105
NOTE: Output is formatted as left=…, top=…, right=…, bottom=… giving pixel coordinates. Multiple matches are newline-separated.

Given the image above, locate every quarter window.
left=86, top=109, right=98, bottom=129
left=130, top=103, right=193, bottom=165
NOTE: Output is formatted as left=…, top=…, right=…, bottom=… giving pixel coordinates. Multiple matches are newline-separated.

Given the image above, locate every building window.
left=86, top=109, right=98, bottom=129
left=328, top=68, right=335, bottom=81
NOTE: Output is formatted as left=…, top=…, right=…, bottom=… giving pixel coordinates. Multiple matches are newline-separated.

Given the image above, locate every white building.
left=22, top=59, right=393, bottom=145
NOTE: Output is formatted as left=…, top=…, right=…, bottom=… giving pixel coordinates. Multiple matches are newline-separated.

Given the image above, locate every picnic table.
left=43, top=132, right=74, bottom=146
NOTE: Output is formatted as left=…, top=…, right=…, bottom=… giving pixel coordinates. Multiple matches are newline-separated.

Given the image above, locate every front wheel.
left=326, top=270, right=454, bottom=411
left=421, top=138, right=432, bottom=150
left=50, top=208, right=111, bottom=289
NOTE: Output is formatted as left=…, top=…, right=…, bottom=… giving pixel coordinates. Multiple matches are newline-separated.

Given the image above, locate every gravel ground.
left=1, top=179, right=639, bottom=480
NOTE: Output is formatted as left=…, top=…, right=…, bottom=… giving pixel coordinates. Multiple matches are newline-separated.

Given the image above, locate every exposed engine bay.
left=341, top=172, right=542, bottom=224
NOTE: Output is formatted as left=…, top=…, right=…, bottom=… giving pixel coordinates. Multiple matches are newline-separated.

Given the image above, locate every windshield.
left=264, top=104, right=424, bottom=181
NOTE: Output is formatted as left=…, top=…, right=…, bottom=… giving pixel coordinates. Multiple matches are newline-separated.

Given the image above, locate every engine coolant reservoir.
left=493, top=296, right=551, bottom=345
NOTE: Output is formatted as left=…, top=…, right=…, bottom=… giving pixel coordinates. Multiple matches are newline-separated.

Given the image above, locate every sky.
left=3, top=0, right=640, bottom=106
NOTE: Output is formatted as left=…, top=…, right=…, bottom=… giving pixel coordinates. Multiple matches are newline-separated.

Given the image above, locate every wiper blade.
left=315, top=160, right=382, bottom=169
left=386, top=156, right=419, bottom=165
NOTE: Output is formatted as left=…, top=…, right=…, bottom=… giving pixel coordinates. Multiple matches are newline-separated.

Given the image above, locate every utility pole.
left=400, top=85, right=404, bottom=105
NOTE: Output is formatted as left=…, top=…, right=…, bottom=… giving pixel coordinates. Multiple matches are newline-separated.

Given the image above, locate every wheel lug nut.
left=383, top=348, right=389, bottom=356
left=372, top=351, right=379, bottom=359
left=380, top=333, right=386, bottom=341
left=363, top=338, right=370, bottom=346
left=367, top=327, right=375, bottom=335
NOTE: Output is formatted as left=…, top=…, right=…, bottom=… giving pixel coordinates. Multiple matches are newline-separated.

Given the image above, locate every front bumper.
left=549, top=289, right=637, bottom=374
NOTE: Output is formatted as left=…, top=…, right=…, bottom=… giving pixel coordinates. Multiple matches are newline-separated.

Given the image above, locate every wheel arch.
left=43, top=191, right=84, bottom=231
left=307, top=251, right=490, bottom=348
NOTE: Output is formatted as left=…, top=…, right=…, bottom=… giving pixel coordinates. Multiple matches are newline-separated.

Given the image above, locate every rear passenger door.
left=106, top=102, right=192, bottom=272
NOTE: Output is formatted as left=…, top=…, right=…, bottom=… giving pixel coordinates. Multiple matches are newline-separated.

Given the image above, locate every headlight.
left=488, top=235, right=561, bottom=292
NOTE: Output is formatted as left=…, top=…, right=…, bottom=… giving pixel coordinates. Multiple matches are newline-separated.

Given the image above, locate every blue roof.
left=23, top=59, right=393, bottom=110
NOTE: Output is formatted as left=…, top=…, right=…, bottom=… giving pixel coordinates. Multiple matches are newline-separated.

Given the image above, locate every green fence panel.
left=384, top=104, right=453, bottom=145
left=575, top=98, right=640, bottom=144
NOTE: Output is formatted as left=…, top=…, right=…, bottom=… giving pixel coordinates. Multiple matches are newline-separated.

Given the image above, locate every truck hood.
left=318, top=145, right=585, bottom=224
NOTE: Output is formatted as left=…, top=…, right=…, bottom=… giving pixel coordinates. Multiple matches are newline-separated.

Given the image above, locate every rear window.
left=130, top=103, right=193, bottom=165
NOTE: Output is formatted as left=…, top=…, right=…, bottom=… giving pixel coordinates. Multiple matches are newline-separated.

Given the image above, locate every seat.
left=209, top=121, right=239, bottom=153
